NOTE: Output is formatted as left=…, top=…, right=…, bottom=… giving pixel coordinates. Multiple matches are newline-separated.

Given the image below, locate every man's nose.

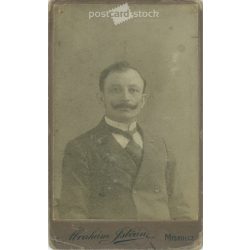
left=121, top=88, right=131, bottom=101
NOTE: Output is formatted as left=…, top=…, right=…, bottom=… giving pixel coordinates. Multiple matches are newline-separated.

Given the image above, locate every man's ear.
left=141, top=93, right=148, bottom=108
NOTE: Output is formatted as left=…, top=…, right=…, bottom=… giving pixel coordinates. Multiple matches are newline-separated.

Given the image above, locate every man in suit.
left=58, top=61, right=191, bottom=220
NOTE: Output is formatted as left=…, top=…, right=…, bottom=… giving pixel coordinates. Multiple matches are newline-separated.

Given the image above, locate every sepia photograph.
left=49, top=0, right=202, bottom=249
left=58, top=60, right=196, bottom=221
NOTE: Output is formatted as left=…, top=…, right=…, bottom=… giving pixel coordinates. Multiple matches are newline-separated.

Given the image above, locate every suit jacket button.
left=154, top=186, right=160, bottom=193
left=97, top=138, right=103, bottom=144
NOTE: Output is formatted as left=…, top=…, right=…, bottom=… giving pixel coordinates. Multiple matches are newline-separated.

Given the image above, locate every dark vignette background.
left=51, top=3, right=200, bottom=220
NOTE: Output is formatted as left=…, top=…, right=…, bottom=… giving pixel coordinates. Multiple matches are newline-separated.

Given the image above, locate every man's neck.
left=104, top=116, right=137, bottom=132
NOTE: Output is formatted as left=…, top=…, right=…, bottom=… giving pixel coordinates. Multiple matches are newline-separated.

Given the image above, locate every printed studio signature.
left=69, top=227, right=152, bottom=245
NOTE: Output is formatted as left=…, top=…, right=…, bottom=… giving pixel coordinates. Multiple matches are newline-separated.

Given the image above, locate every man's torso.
left=59, top=118, right=171, bottom=220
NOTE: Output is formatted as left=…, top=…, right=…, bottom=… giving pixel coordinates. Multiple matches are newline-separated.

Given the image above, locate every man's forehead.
left=105, top=69, right=144, bottom=84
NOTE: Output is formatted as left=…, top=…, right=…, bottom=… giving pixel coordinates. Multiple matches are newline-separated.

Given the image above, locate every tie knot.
left=117, top=128, right=137, bottom=140
left=126, top=128, right=137, bottom=137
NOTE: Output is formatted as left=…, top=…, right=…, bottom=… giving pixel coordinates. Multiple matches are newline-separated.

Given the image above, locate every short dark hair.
left=99, top=61, right=147, bottom=92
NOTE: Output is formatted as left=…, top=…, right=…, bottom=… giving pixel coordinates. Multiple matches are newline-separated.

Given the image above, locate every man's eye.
left=110, top=87, right=120, bottom=93
left=129, top=88, right=139, bottom=93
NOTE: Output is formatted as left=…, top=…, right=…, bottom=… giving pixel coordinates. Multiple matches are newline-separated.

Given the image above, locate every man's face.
left=100, top=69, right=146, bottom=123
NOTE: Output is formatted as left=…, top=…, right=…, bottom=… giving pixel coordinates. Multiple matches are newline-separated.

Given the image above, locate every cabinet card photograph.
left=49, top=0, right=202, bottom=249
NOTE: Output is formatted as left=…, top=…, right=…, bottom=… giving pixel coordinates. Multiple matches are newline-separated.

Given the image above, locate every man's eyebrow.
left=128, top=84, right=141, bottom=88
left=108, top=83, right=121, bottom=87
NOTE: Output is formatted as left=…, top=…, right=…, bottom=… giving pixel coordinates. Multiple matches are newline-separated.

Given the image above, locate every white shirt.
left=104, top=116, right=143, bottom=149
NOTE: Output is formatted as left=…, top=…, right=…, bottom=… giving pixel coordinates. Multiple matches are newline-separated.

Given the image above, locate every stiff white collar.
left=104, top=116, right=137, bottom=132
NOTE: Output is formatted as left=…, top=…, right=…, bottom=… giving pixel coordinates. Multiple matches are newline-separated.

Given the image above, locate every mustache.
left=112, top=103, right=138, bottom=110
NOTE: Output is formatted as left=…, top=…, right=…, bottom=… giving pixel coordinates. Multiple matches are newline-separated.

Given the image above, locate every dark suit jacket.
left=58, top=119, right=191, bottom=220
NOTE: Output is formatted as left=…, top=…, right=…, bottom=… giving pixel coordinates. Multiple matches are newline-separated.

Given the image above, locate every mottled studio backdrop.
left=51, top=3, right=201, bottom=219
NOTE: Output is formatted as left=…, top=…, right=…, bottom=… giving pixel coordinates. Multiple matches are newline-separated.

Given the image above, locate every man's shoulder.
left=65, top=121, right=106, bottom=152
left=140, top=125, right=166, bottom=144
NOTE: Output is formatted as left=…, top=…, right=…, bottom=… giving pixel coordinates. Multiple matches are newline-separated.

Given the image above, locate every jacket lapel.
left=94, top=119, right=138, bottom=186
left=93, top=119, right=164, bottom=190
left=134, top=128, right=165, bottom=187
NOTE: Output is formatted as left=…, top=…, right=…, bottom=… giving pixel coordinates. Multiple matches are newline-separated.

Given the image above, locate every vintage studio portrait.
left=51, top=2, right=200, bottom=222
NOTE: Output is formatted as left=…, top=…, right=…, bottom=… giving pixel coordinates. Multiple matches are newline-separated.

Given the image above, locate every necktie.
left=124, top=133, right=143, bottom=167
left=106, top=125, right=143, bottom=167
